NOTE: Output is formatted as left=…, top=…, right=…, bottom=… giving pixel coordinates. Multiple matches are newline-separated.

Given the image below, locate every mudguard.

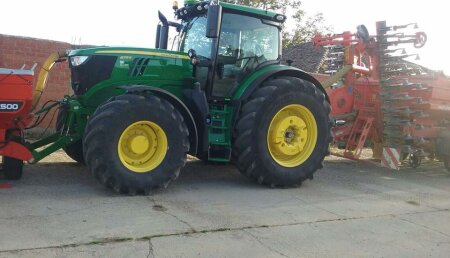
left=234, top=65, right=329, bottom=102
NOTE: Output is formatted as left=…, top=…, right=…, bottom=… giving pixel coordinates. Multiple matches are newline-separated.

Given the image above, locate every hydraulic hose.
left=32, top=50, right=68, bottom=110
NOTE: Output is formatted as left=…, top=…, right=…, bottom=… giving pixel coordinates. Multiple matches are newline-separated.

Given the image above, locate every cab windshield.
left=179, top=17, right=212, bottom=57
left=179, top=13, right=280, bottom=62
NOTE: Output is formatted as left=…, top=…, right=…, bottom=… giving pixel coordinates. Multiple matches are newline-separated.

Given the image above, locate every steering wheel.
left=235, top=55, right=259, bottom=63
left=235, top=42, right=265, bottom=62
left=235, top=55, right=261, bottom=70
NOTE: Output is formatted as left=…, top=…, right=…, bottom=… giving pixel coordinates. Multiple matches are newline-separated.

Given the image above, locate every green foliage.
left=221, top=0, right=331, bottom=49
left=221, top=0, right=299, bottom=12
left=283, top=11, right=331, bottom=49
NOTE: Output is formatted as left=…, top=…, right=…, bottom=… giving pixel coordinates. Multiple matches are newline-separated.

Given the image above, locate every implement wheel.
left=233, top=77, right=332, bottom=187
left=83, top=94, right=189, bottom=194
left=56, top=108, right=84, bottom=164
left=437, top=131, right=450, bottom=172
left=2, top=156, right=23, bottom=180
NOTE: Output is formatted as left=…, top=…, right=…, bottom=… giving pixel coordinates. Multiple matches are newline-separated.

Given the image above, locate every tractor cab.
left=157, top=0, right=285, bottom=99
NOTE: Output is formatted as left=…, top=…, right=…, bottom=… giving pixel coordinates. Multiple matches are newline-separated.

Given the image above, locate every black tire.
left=2, top=156, right=23, bottom=180
left=83, top=94, right=189, bottom=194
left=56, top=108, right=85, bottom=164
left=436, top=131, right=450, bottom=172
left=232, top=77, right=332, bottom=187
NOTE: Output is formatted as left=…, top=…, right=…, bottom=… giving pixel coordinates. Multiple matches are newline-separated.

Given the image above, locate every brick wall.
left=0, top=34, right=75, bottom=133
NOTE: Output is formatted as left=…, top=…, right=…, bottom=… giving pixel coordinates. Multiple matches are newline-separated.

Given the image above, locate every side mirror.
left=188, top=49, right=197, bottom=59
left=206, top=5, right=222, bottom=38
left=188, top=48, right=211, bottom=67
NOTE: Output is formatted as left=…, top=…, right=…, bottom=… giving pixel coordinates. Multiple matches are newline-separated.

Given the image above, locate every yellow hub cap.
left=267, top=104, right=318, bottom=167
left=118, top=121, right=168, bottom=173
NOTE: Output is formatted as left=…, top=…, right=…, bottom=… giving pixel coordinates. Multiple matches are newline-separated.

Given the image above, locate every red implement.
left=0, top=68, right=34, bottom=161
left=313, top=21, right=450, bottom=169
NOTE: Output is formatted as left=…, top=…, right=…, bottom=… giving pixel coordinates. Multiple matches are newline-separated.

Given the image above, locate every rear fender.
left=235, top=66, right=329, bottom=102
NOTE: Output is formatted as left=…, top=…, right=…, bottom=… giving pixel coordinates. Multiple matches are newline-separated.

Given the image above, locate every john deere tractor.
left=0, top=0, right=332, bottom=194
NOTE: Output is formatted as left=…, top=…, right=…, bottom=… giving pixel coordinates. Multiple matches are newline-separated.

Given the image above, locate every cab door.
left=212, top=12, right=281, bottom=98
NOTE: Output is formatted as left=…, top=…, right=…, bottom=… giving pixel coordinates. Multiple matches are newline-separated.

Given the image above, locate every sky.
left=1, top=0, right=448, bottom=74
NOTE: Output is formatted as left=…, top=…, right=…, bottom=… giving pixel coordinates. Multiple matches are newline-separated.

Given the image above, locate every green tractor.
left=3, top=1, right=332, bottom=194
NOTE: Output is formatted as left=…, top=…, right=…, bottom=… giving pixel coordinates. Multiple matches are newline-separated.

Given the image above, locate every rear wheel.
left=2, top=156, right=23, bottom=180
left=56, top=108, right=84, bottom=164
left=83, top=94, right=189, bottom=194
left=233, top=77, right=332, bottom=187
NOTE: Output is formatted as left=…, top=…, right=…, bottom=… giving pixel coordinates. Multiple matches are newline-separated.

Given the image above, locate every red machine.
left=0, top=68, right=34, bottom=172
left=313, top=21, right=450, bottom=170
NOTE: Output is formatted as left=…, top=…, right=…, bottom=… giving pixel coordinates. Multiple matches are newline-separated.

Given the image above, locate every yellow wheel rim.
left=118, top=121, right=168, bottom=173
left=267, top=104, right=318, bottom=167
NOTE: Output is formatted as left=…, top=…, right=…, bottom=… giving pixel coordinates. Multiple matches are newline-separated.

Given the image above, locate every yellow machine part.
left=32, top=50, right=68, bottom=110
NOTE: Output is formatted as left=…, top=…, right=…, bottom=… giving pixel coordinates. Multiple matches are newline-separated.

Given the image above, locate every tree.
left=221, top=0, right=298, bottom=12
left=221, top=0, right=331, bottom=49
left=283, top=11, right=332, bottom=49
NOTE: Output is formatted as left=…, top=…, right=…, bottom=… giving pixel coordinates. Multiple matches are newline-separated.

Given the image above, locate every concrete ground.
left=0, top=151, right=450, bottom=258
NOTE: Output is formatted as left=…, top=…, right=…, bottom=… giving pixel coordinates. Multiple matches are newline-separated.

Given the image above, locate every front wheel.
left=445, top=158, right=449, bottom=172
left=233, top=77, right=332, bottom=187
left=83, top=94, right=190, bottom=194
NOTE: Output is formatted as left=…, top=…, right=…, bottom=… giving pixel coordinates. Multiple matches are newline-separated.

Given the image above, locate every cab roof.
left=219, top=2, right=281, bottom=21
left=179, top=1, right=285, bottom=23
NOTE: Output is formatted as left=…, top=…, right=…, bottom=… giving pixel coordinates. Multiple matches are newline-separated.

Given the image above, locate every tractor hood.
left=69, top=46, right=190, bottom=60
left=67, top=46, right=193, bottom=98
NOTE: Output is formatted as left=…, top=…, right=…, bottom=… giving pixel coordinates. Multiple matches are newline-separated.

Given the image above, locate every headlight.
left=70, top=56, right=89, bottom=66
